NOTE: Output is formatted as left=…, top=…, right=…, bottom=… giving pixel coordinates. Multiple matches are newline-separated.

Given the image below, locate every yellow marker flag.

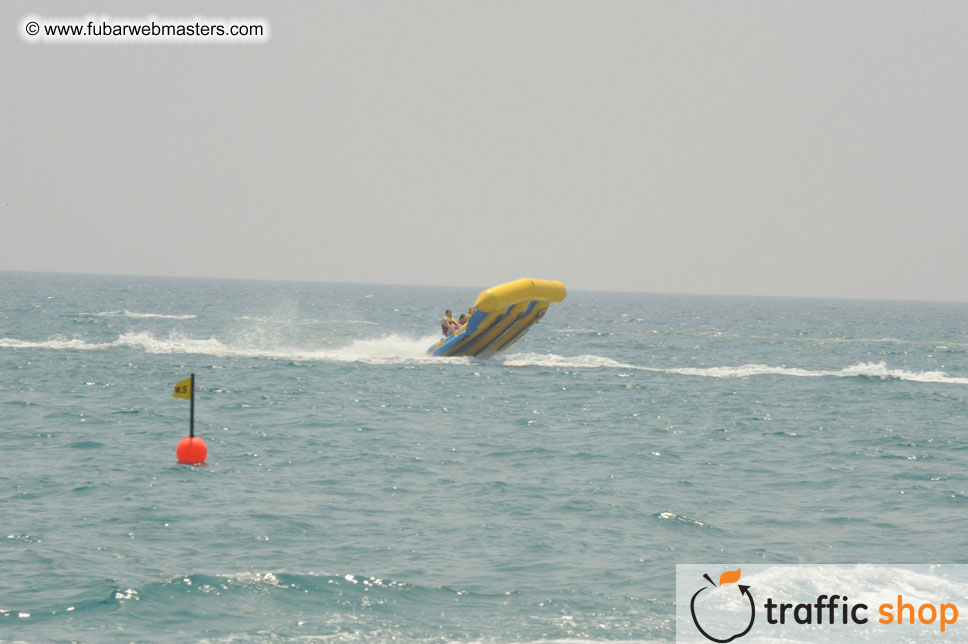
left=173, top=377, right=192, bottom=400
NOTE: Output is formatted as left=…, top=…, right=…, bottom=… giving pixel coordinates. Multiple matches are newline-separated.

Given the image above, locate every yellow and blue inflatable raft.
left=427, top=278, right=567, bottom=357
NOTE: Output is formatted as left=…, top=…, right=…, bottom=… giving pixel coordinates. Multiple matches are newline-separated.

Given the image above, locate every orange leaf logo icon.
left=718, top=568, right=741, bottom=586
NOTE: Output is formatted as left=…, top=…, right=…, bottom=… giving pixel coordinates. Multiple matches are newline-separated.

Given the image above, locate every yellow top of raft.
left=474, top=278, right=567, bottom=313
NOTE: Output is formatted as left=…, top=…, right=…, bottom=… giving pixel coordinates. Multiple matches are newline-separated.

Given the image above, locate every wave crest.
left=502, top=353, right=968, bottom=385
left=0, top=332, right=446, bottom=365
left=1, top=333, right=965, bottom=383
left=80, top=310, right=197, bottom=319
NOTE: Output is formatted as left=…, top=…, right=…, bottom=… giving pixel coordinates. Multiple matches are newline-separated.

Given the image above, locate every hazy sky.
left=3, top=2, right=967, bottom=300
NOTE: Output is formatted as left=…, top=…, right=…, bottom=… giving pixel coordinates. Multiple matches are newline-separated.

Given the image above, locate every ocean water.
left=2, top=271, right=968, bottom=643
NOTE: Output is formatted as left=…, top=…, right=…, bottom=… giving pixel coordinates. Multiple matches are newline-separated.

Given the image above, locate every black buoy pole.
left=190, top=373, right=195, bottom=438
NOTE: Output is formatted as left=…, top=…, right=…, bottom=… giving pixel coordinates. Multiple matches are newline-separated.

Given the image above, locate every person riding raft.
left=441, top=310, right=461, bottom=337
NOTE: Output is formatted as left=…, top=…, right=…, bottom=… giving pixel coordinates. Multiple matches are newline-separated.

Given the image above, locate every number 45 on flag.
left=173, top=377, right=192, bottom=400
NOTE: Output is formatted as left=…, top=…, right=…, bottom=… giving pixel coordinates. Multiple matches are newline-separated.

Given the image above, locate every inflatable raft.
left=427, top=278, right=567, bottom=357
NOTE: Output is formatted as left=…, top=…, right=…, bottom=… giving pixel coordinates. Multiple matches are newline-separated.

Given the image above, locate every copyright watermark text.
left=20, top=14, right=270, bottom=44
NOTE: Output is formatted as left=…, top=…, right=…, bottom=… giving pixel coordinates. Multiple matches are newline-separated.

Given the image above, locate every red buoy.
left=176, top=436, right=207, bottom=465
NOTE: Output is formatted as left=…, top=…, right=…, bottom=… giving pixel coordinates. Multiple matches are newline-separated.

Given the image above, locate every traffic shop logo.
left=681, top=565, right=961, bottom=642
left=689, top=568, right=754, bottom=643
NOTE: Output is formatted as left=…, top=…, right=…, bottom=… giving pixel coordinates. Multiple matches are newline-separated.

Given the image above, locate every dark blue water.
left=2, top=272, right=967, bottom=642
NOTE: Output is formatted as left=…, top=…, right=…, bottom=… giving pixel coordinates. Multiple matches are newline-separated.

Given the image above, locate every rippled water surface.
left=2, top=272, right=968, bottom=642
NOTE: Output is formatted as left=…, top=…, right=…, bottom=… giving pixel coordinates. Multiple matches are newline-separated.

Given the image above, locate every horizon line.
left=2, top=267, right=966, bottom=306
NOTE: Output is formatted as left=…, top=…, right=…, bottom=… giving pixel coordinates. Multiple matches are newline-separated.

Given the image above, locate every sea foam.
left=2, top=333, right=966, bottom=383
left=80, top=310, right=197, bottom=320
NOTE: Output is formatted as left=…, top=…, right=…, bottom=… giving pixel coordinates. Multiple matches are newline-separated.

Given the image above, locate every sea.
left=2, top=271, right=968, bottom=643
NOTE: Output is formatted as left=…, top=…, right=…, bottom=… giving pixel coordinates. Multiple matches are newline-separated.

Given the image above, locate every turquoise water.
left=2, top=271, right=968, bottom=643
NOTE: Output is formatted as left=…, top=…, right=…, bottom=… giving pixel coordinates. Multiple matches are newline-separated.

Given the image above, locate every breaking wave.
left=501, top=353, right=968, bottom=384
left=1, top=334, right=966, bottom=383
left=666, top=361, right=968, bottom=385
left=0, top=332, right=449, bottom=365
left=80, top=310, right=197, bottom=320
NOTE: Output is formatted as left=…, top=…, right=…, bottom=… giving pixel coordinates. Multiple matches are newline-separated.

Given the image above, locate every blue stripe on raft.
left=432, top=306, right=505, bottom=357
left=474, top=300, right=537, bottom=356
left=454, top=304, right=517, bottom=357
left=487, top=303, right=547, bottom=354
left=429, top=310, right=489, bottom=356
